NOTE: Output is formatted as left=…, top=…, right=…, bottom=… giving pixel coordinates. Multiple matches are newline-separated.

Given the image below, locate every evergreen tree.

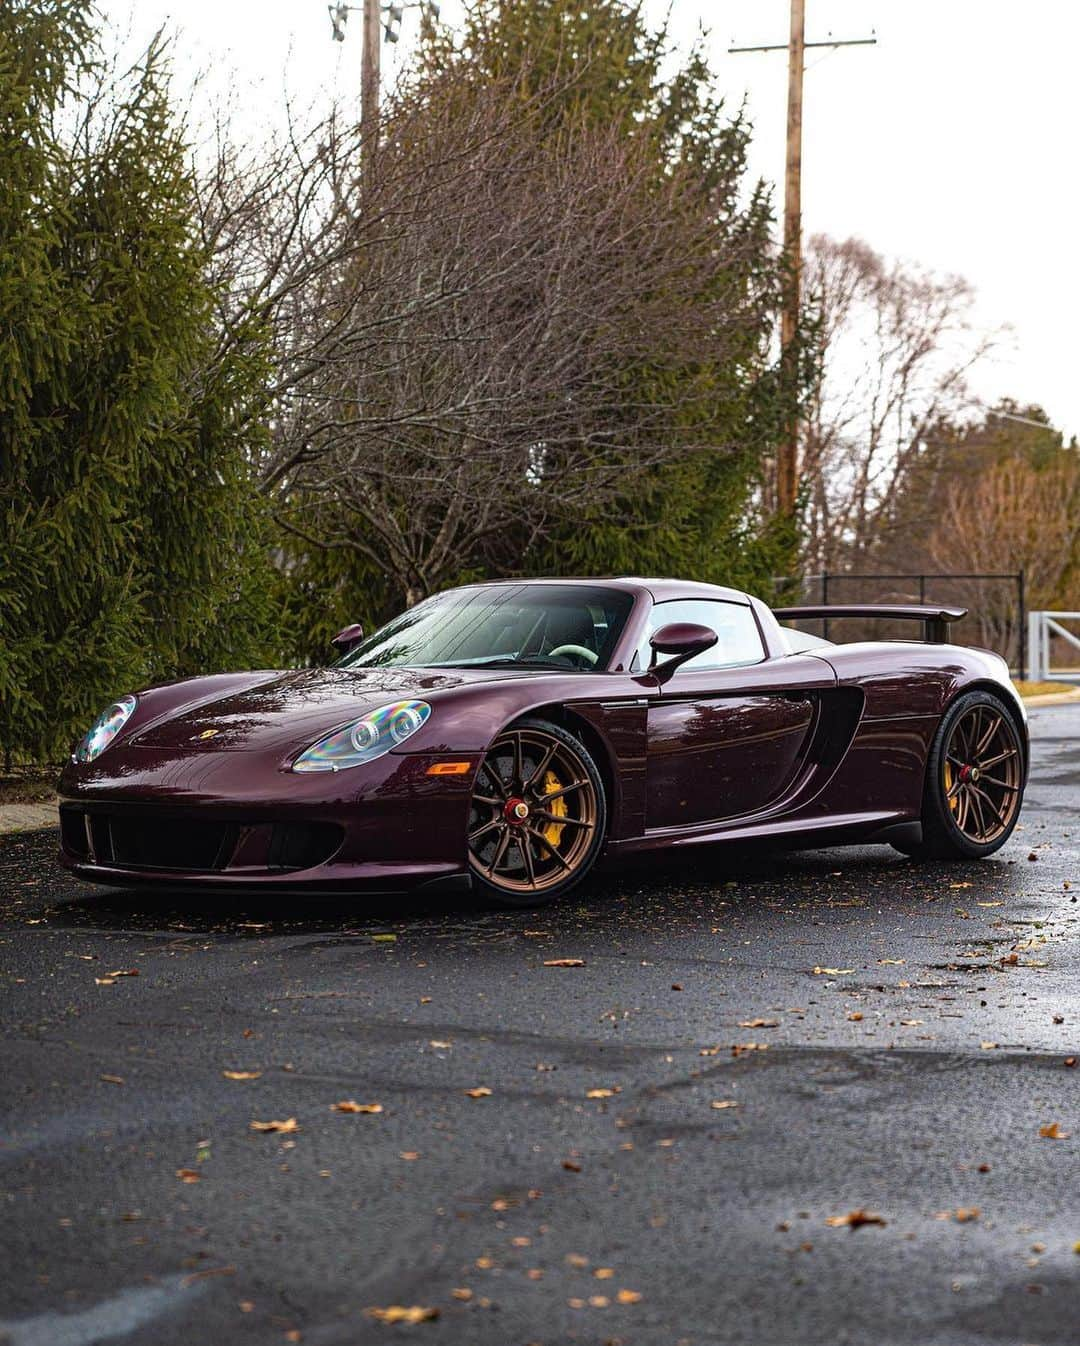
left=0, top=1, right=275, bottom=763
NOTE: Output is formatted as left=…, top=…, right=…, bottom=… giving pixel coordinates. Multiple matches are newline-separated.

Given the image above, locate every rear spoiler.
left=773, top=604, right=967, bottom=643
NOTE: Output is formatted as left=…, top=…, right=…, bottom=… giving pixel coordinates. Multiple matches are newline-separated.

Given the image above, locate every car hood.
left=129, top=664, right=546, bottom=755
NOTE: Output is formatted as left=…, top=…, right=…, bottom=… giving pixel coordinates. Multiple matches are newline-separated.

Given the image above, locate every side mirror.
left=648, top=622, right=718, bottom=683
left=332, top=622, right=365, bottom=655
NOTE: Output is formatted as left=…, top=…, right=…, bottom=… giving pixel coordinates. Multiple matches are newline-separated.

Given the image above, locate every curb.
left=1022, top=688, right=1080, bottom=707
left=0, top=801, right=58, bottom=836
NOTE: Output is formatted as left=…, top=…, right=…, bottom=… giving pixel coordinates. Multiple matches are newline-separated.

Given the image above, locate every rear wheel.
left=468, top=719, right=606, bottom=906
left=895, top=690, right=1025, bottom=860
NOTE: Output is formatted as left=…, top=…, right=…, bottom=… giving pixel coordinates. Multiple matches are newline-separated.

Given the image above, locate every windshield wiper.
left=447, top=656, right=585, bottom=670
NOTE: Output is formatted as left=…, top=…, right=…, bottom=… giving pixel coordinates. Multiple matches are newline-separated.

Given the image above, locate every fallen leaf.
left=1065, top=1057, right=1077, bottom=1068
left=175, top=1168, right=201, bottom=1184
left=399, top=1151, right=420, bottom=1161
left=953, top=1207, right=980, bottom=1222
left=223, top=1070, right=262, bottom=1081
left=544, top=958, right=585, bottom=967
left=899, top=1019, right=924, bottom=1027
left=429, top=1040, right=451, bottom=1049
left=181, top=1265, right=235, bottom=1287
left=825, top=1209, right=887, bottom=1229
left=950, top=882, right=972, bottom=889
left=710, top=1099, right=739, bottom=1110
left=249, top=1118, right=299, bottom=1133
left=99, top=1074, right=124, bottom=1085
left=94, top=978, right=116, bottom=986
left=699, top=1045, right=722, bottom=1056
left=1039, top=1122, right=1071, bottom=1140
left=565, top=1253, right=589, bottom=1267
left=738, top=1018, right=778, bottom=1028
left=331, top=1101, right=383, bottom=1114
left=813, top=967, right=854, bottom=976
left=980, top=1041, right=999, bottom=1050
left=366, top=1306, right=438, bottom=1324
left=589, top=1295, right=610, bottom=1307
left=562, top=1159, right=582, bottom=1172
left=731, top=1042, right=768, bottom=1057
left=877, top=959, right=905, bottom=966
left=585, top=1087, right=620, bottom=1099
left=107, top=968, right=139, bottom=978
left=847, top=1012, right=864, bottom=1022
left=594, top=1268, right=614, bottom=1279
left=616, top=1289, right=643, bottom=1304
left=451, top=1288, right=472, bottom=1301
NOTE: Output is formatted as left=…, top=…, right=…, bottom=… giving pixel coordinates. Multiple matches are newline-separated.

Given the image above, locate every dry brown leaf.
left=616, top=1289, right=643, bottom=1304
left=99, top=1074, right=124, bottom=1085
left=953, top=1207, right=980, bottom=1222
left=543, top=958, right=585, bottom=967
left=847, top=1012, right=864, bottom=1022
left=738, top=1018, right=778, bottom=1028
left=813, top=967, right=854, bottom=976
left=223, top=1070, right=262, bottom=1081
left=176, top=1168, right=201, bottom=1183
left=731, top=1042, right=768, bottom=1057
left=589, top=1295, right=610, bottom=1307
left=710, top=1099, right=739, bottom=1110
left=980, top=1041, right=999, bottom=1050
left=249, top=1117, right=299, bottom=1133
left=562, top=1159, right=582, bottom=1172
left=585, top=1087, right=620, bottom=1099
left=366, top=1306, right=439, bottom=1324
left=877, top=958, right=905, bottom=966
left=464, top=1087, right=492, bottom=1099
left=94, top=978, right=116, bottom=986
left=1039, top=1122, right=1071, bottom=1139
left=699, top=1045, right=722, bottom=1056
left=825, top=1209, right=887, bottom=1229
left=565, top=1253, right=589, bottom=1267
left=1064, top=1057, right=1077, bottom=1068
left=107, top=968, right=139, bottom=978
left=451, top=1288, right=472, bottom=1301
left=399, top=1151, right=420, bottom=1161
left=594, top=1267, right=614, bottom=1279
left=899, top=1020, right=924, bottom=1027
left=331, top=1100, right=383, bottom=1114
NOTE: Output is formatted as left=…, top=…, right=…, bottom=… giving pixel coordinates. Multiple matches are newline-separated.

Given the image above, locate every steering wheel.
left=548, top=644, right=598, bottom=668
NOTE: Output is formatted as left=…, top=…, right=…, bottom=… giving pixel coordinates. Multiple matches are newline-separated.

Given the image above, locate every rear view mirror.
left=648, top=622, right=718, bottom=683
left=332, top=623, right=365, bottom=655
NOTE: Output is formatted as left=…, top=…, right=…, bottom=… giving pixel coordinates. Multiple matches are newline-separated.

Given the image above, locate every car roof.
left=449, top=576, right=752, bottom=605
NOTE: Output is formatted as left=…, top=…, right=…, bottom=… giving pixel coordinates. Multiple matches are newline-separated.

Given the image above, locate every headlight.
left=74, top=695, right=137, bottom=763
left=292, top=699, right=431, bottom=773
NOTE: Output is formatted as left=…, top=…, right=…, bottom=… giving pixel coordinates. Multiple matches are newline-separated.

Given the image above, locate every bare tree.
left=194, top=65, right=780, bottom=606
left=800, top=235, right=1000, bottom=573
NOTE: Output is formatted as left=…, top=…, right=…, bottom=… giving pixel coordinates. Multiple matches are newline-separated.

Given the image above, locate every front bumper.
left=57, top=747, right=479, bottom=892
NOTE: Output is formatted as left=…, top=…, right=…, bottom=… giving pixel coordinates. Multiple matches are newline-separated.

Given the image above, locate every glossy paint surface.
left=58, top=577, right=1028, bottom=892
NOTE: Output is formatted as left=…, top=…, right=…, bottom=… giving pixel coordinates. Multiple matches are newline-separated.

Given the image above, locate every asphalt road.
left=1, top=707, right=1078, bottom=1346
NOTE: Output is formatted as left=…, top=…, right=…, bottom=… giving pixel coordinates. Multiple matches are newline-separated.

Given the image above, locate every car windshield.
left=338, top=584, right=635, bottom=672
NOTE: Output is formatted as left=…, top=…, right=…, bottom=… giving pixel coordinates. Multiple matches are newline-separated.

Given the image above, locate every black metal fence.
left=779, top=571, right=1027, bottom=674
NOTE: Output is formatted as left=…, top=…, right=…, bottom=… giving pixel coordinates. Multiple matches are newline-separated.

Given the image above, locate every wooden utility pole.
left=362, top=0, right=381, bottom=188
left=778, top=0, right=805, bottom=517
left=730, top=6, right=875, bottom=518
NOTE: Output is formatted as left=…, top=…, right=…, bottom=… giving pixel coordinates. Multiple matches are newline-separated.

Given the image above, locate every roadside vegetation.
left=1, top=0, right=1078, bottom=766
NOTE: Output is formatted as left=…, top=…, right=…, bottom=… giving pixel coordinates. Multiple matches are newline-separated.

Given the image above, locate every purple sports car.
left=59, top=578, right=1028, bottom=906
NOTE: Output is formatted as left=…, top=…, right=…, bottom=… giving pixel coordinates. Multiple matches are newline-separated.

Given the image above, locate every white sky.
left=102, top=0, right=1079, bottom=439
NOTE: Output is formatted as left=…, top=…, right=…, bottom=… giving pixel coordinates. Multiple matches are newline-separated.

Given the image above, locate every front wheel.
left=895, top=690, right=1025, bottom=860
left=468, top=719, right=606, bottom=906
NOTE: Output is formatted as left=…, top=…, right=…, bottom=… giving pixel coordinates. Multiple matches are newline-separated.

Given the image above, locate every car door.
left=638, top=599, right=835, bottom=830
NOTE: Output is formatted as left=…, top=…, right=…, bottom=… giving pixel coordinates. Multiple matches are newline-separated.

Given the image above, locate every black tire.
left=468, top=718, right=607, bottom=907
left=894, top=689, right=1025, bottom=861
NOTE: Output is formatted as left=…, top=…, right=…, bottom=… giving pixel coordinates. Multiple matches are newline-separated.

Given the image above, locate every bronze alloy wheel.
left=895, top=689, right=1026, bottom=861
left=468, top=721, right=604, bottom=902
left=942, top=702, right=1023, bottom=844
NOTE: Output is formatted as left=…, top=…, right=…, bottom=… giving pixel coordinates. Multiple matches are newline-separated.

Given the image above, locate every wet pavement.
left=0, top=706, right=1077, bottom=1345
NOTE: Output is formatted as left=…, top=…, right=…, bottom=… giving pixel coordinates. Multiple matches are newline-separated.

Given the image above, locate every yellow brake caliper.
left=945, top=759, right=957, bottom=813
left=542, top=769, right=567, bottom=848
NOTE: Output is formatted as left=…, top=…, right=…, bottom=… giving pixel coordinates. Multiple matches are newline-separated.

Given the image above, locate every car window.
left=633, top=599, right=765, bottom=673
left=339, top=585, right=635, bottom=672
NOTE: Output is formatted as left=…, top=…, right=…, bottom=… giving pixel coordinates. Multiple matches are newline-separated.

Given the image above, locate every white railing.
left=1027, top=611, right=1080, bottom=683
